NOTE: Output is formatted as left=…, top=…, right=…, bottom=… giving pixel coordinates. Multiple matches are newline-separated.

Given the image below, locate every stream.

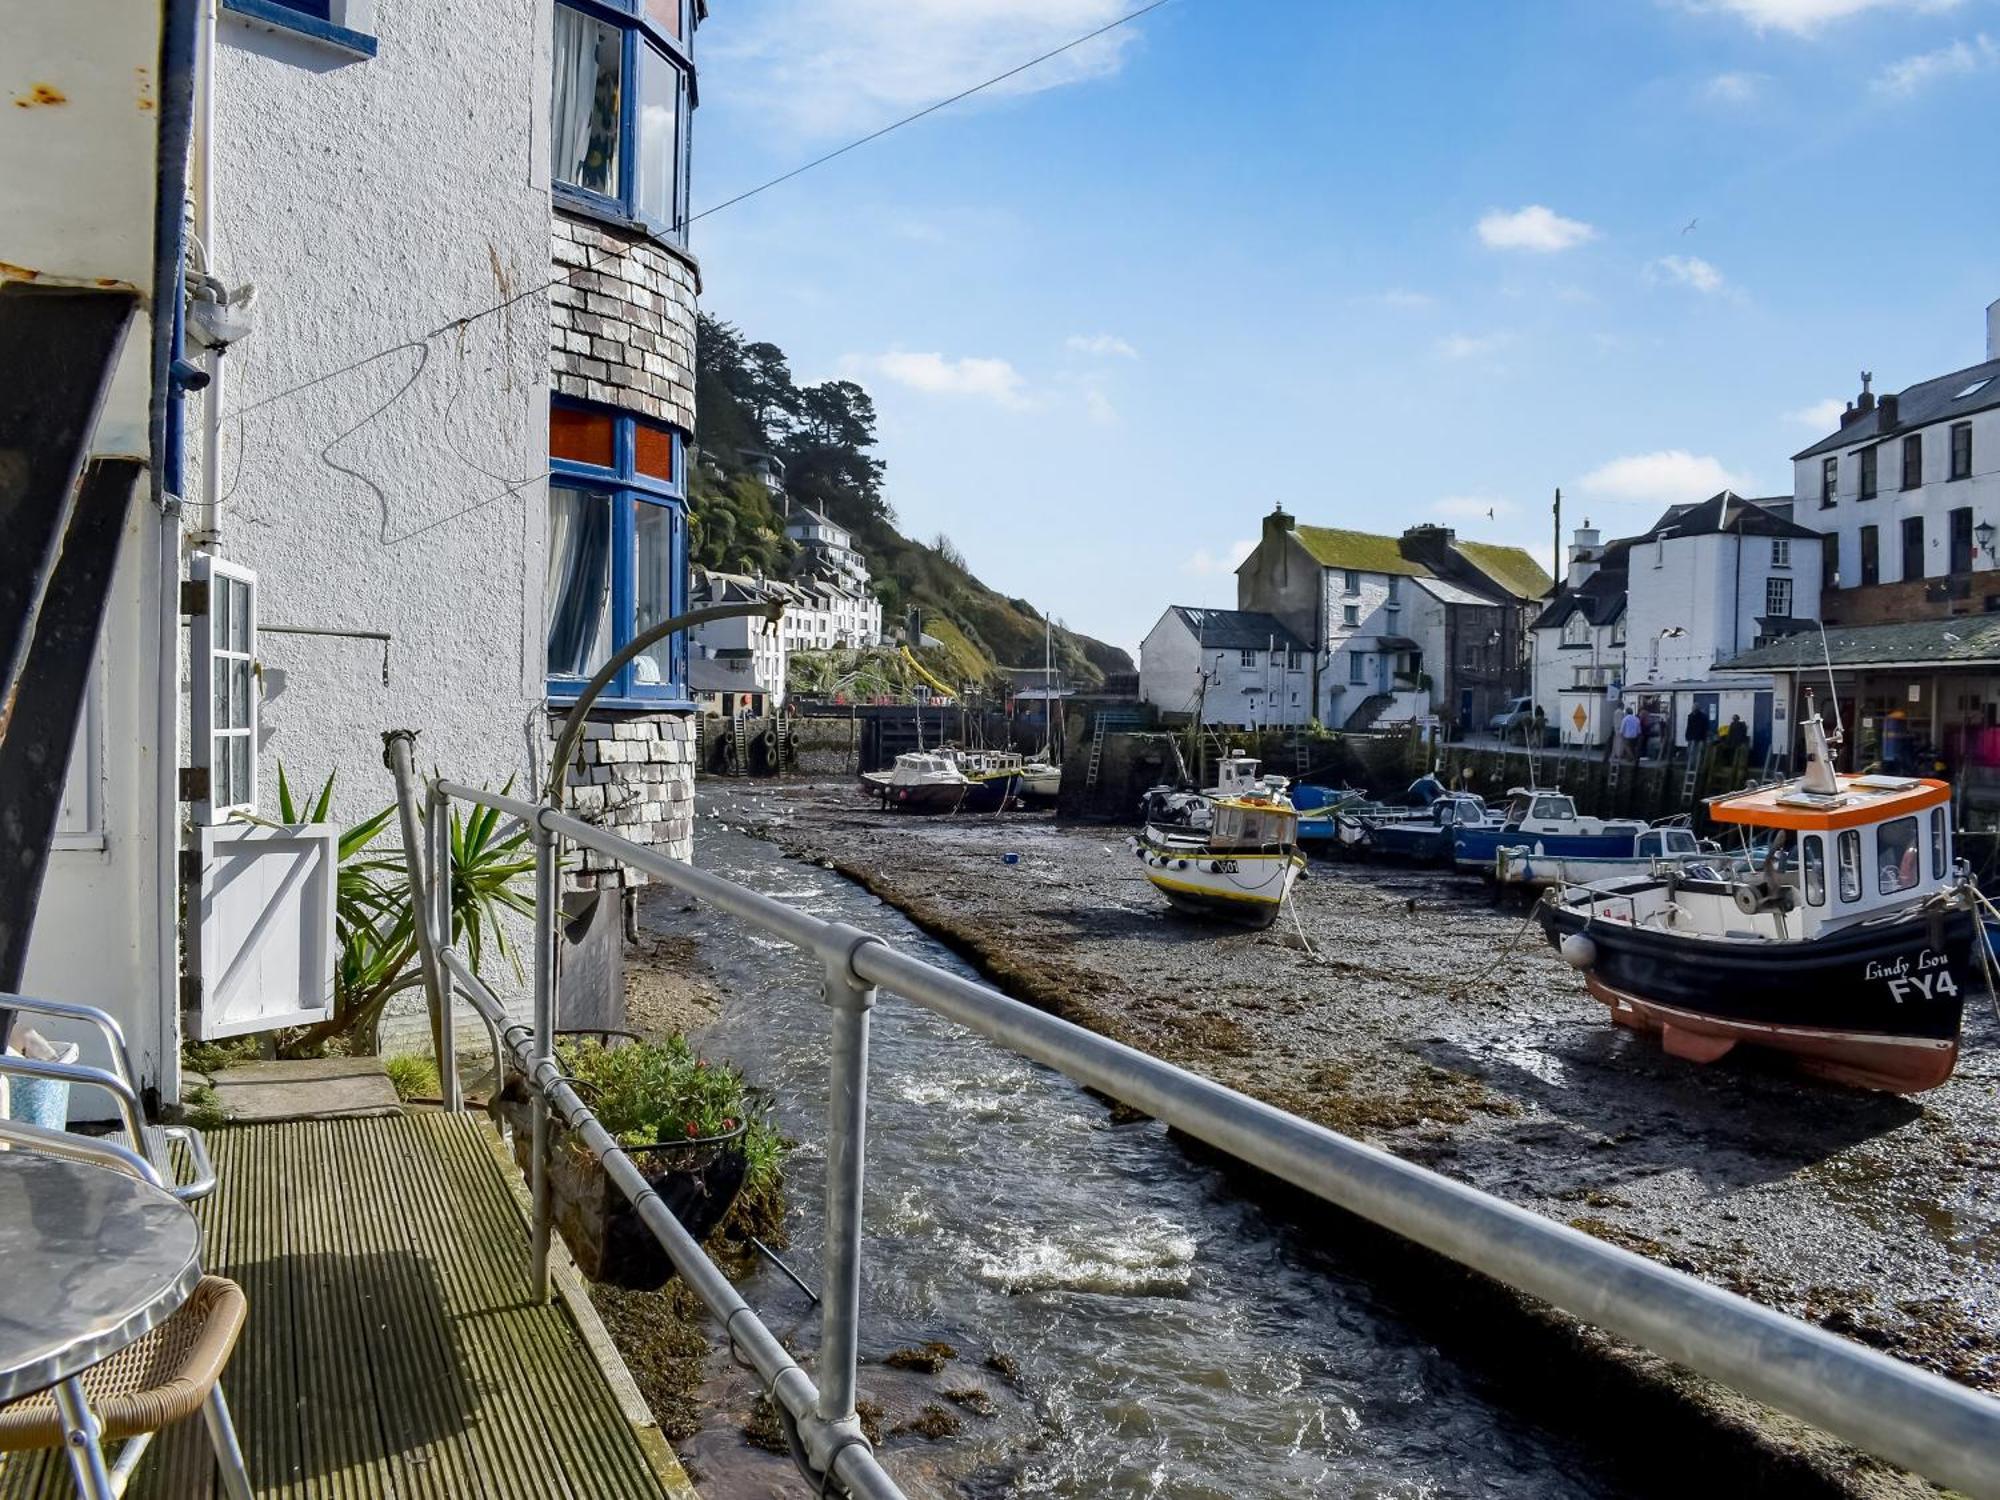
left=655, top=789, right=1641, bottom=1499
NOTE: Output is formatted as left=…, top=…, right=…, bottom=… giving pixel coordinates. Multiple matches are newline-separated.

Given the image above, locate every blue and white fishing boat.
left=1493, top=824, right=1719, bottom=890
left=1452, top=788, right=1648, bottom=872
left=1365, top=794, right=1499, bottom=865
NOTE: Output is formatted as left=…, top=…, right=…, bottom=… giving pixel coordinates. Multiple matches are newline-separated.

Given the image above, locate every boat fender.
left=1558, top=932, right=1597, bottom=971
left=1175, top=859, right=1188, bottom=870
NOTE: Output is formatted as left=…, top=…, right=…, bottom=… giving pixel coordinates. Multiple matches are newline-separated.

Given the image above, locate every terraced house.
left=1233, top=506, right=1549, bottom=734
left=19, top=0, right=707, bottom=1102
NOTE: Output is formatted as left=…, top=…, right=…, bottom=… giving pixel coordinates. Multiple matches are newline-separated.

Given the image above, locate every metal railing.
left=385, top=744, right=2000, bottom=1500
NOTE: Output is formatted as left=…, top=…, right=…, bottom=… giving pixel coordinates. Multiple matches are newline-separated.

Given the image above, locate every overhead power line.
left=687, top=0, right=1175, bottom=226
left=227, top=0, right=1176, bottom=424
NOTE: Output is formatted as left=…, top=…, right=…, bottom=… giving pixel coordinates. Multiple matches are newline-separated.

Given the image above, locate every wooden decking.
left=2, top=1113, right=683, bottom=1500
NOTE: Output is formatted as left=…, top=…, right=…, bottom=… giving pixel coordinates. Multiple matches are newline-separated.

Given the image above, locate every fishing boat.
left=1134, top=779, right=1305, bottom=929
left=1365, top=794, right=1498, bottom=865
left=860, top=751, right=971, bottom=813
left=1018, top=759, right=1061, bottom=803
left=948, top=749, right=1026, bottom=812
left=1494, top=825, right=1718, bottom=890
left=1537, top=706, right=1981, bottom=1093
left=1452, top=788, right=1647, bottom=872
left=1329, top=774, right=1450, bottom=854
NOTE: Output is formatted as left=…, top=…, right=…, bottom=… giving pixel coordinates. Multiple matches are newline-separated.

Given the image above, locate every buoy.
left=1559, top=932, right=1597, bottom=970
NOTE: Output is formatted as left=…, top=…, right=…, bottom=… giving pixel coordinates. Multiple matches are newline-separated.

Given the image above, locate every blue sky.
left=690, top=0, right=1999, bottom=658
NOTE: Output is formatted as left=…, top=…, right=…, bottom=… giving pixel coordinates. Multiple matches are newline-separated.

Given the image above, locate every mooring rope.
left=1446, top=890, right=1551, bottom=1003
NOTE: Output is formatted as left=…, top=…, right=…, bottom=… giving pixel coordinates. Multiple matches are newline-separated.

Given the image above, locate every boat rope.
left=1964, top=884, right=2000, bottom=1024
left=1446, top=890, right=1551, bottom=1003
left=1283, top=887, right=1317, bottom=959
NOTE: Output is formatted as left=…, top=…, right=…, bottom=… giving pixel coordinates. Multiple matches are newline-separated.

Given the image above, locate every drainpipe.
left=191, top=0, right=225, bottom=548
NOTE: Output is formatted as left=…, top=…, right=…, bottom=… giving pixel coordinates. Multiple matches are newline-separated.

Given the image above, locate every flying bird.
left=1681, top=217, right=1699, bottom=235
left=1486, top=506, right=1495, bottom=519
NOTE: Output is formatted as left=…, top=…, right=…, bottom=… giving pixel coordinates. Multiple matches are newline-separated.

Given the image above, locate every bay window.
left=547, top=399, right=689, bottom=704
left=552, top=0, right=692, bottom=239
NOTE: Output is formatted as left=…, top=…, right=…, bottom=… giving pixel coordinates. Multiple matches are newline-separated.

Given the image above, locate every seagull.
left=1486, top=506, right=1496, bottom=519
left=1681, top=217, right=1699, bottom=235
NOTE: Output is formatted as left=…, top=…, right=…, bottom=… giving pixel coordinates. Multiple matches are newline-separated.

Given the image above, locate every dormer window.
left=1561, top=613, right=1589, bottom=646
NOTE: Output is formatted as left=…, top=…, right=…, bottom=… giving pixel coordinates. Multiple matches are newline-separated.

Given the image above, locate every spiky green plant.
left=266, top=765, right=533, bottom=1054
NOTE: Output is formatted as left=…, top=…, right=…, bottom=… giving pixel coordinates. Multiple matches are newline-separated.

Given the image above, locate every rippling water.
left=659, top=791, right=1638, bottom=1498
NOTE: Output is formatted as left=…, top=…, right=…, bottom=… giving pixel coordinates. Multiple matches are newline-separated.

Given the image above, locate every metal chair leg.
left=52, top=1377, right=116, bottom=1500
left=200, top=1385, right=253, bottom=1500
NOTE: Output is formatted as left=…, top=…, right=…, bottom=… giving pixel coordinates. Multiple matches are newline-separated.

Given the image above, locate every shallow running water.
left=657, top=789, right=1640, bottom=1498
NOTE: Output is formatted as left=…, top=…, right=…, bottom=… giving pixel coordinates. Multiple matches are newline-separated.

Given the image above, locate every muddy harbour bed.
left=605, top=777, right=1997, bottom=1498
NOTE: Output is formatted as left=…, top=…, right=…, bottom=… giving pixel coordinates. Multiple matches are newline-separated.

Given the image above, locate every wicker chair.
left=0, top=1277, right=253, bottom=1499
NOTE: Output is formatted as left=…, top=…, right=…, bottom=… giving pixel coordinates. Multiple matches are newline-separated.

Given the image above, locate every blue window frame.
left=552, top=0, right=694, bottom=243
left=546, top=399, right=690, bottom=707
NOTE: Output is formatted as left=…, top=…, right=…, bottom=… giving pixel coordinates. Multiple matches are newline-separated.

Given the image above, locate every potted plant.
left=495, top=1032, right=780, bottom=1290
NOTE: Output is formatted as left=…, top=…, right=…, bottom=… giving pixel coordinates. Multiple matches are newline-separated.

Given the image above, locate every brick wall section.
left=550, top=213, right=698, bottom=433
left=1821, top=573, right=2000, bottom=626
left=551, top=712, right=696, bottom=888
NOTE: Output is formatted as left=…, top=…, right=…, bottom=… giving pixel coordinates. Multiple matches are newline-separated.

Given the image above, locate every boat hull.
left=959, top=773, right=1024, bottom=813
left=1456, top=828, right=1646, bottom=870
left=1539, top=899, right=1972, bottom=1092
left=1136, top=839, right=1303, bottom=929
left=1494, top=848, right=1717, bottom=889
left=865, top=779, right=966, bottom=813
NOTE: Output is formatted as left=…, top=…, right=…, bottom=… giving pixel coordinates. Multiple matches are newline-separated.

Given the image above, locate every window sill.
left=553, top=186, right=688, bottom=257
left=548, top=692, right=696, bottom=714
left=221, top=0, right=377, bottom=58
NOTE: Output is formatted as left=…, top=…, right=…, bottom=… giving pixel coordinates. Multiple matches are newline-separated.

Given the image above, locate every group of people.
left=1612, top=702, right=1749, bottom=762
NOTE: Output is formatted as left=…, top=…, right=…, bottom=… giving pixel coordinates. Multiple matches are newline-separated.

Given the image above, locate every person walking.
left=1618, top=705, right=1643, bottom=762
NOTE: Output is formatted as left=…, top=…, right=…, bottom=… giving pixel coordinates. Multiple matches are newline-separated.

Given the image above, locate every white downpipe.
left=194, top=0, right=224, bottom=548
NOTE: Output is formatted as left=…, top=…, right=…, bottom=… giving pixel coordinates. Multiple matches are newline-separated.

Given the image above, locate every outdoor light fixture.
left=1976, top=519, right=1996, bottom=561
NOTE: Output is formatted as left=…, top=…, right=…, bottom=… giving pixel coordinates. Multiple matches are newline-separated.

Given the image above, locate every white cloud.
left=1372, top=288, right=1437, bottom=310
left=1787, top=397, right=1847, bottom=428
left=1436, top=331, right=1509, bottom=360
left=1873, top=33, right=1997, bottom=96
left=711, top=0, right=1145, bottom=139
left=846, top=350, right=1030, bottom=407
left=1645, top=254, right=1726, bottom=293
left=1692, top=0, right=1960, bottom=36
left=1578, top=450, right=1749, bottom=504
left=1064, top=333, right=1138, bottom=358
left=1476, top=205, right=1599, bottom=253
left=1704, top=70, right=1767, bottom=103
left=1183, top=539, right=1256, bottom=576
left=1083, top=388, right=1117, bottom=424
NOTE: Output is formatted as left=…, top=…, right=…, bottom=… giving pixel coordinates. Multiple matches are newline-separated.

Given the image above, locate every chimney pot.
left=1879, top=392, right=1899, bottom=428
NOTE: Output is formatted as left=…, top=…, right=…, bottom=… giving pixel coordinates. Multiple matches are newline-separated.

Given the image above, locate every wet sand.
left=713, top=777, right=2000, bottom=1493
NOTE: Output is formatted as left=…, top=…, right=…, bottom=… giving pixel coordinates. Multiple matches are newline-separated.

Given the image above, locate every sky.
left=688, top=0, right=2000, bottom=659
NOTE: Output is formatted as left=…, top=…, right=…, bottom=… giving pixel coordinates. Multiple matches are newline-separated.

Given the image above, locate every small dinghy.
left=1134, top=776, right=1304, bottom=929
left=1537, top=704, right=1981, bottom=1093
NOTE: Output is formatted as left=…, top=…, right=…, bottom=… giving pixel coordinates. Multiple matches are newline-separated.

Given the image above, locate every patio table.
left=0, top=1149, right=202, bottom=1497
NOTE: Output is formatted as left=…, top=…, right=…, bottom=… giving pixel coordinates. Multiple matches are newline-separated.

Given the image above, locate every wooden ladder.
left=1085, top=715, right=1110, bottom=790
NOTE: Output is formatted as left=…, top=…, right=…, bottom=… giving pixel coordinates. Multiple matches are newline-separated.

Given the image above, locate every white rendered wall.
left=206, top=4, right=551, bottom=822
left=1793, top=408, right=2000, bottom=586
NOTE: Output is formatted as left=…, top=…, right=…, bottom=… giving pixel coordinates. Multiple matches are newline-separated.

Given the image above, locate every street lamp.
left=1976, top=519, right=1996, bottom=563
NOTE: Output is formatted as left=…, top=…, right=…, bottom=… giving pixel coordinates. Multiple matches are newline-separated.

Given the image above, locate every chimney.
left=1856, top=370, right=1876, bottom=413
left=1399, top=523, right=1455, bottom=572
left=1566, top=519, right=1602, bottom=589
left=1878, top=392, right=1899, bottom=429
left=1989, top=298, right=1999, bottom=361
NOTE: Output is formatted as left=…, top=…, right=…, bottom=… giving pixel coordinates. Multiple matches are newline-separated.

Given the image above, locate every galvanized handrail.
left=404, top=770, right=2000, bottom=1500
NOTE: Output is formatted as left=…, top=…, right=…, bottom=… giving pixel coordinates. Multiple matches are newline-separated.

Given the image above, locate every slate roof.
left=1165, top=606, right=1309, bottom=653
left=1793, top=357, right=2000, bottom=461
left=1533, top=567, right=1629, bottom=631
left=1648, top=491, right=1820, bottom=541
left=1717, top=616, right=2000, bottom=672
left=1291, top=526, right=1433, bottom=578
left=1413, top=575, right=1495, bottom=608
left=1454, top=539, right=1552, bottom=600
left=1282, top=524, right=1551, bottom=600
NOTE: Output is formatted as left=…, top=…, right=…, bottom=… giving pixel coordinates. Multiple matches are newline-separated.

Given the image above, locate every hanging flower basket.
left=494, top=1030, right=756, bottom=1291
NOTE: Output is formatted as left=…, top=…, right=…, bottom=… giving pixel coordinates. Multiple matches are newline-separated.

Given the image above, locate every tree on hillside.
left=780, top=380, right=888, bottom=529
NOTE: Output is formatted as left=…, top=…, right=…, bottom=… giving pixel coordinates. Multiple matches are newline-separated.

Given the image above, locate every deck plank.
left=0, top=1114, right=673, bottom=1500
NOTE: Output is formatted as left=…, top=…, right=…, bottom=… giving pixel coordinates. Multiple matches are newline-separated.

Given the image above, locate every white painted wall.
left=1793, top=406, right=2000, bottom=586
left=1315, top=568, right=1428, bottom=725
left=1138, top=613, right=1310, bottom=728
left=1624, top=531, right=1820, bottom=687
left=204, top=2, right=551, bottom=822
left=1532, top=615, right=1622, bottom=735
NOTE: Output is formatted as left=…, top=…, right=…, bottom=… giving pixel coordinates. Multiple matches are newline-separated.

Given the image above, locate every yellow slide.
left=900, top=645, right=956, bottom=699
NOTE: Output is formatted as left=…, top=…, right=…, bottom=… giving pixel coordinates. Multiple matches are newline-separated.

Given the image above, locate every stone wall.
left=549, top=213, right=698, bottom=432
left=553, top=712, right=696, bottom=888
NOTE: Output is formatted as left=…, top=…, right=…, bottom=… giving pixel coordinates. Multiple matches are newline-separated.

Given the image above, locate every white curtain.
left=546, top=487, right=610, bottom=676
left=551, top=8, right=599, bottom=189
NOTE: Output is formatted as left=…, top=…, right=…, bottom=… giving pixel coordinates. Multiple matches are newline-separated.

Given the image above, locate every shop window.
left=546, top=398, right=688, bottom=704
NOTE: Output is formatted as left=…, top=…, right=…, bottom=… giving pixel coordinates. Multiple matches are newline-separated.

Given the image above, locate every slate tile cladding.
left=550, top=213, right=698, bottom=434
left=552, top=712, right=697, bottom=886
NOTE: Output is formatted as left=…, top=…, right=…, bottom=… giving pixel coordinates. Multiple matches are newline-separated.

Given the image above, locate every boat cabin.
left=1707, top=773, right=1955, bottom=935
left=1635, top=827, right=1702, bottom=859
left=1498, top=788, right=1642, bottom=838
left=1208, top=754, right=1288, bottom=801
left=1430, top=794, right=1489, bottom=827
left=1209, top=798, right=1299, bottom=852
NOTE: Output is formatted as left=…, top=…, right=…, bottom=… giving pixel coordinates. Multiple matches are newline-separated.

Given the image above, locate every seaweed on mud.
left=943, top=1386, right=997, bottom=1417
left=897, top=1403, right=963, bottom=1441
left=983, top=1351, right=1020, bottom=1383
left=589, top=1279, right=713, bottom=1442
left=884, top=1341, right=958, bottom=1373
